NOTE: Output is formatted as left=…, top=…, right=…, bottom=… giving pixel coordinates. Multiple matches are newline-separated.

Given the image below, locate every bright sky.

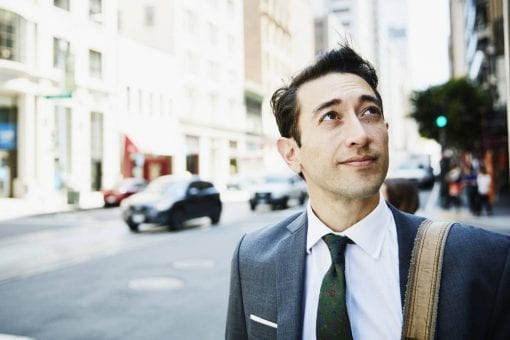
left=408, top=0, right=451, bottom=90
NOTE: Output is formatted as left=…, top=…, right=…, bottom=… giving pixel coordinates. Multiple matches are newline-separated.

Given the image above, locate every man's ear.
left=277, top=137, right=302, bottom=174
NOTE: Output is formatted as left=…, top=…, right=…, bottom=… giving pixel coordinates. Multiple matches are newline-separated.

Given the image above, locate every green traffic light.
left=435, top=115, right=447, bottom=128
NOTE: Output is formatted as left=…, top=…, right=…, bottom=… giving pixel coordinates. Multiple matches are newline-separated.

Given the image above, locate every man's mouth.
left=339, top=155, right=377, bottom=167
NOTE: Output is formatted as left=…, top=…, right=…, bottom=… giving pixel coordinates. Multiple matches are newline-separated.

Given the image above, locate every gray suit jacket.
left=226, top=205, right=510, bottom=339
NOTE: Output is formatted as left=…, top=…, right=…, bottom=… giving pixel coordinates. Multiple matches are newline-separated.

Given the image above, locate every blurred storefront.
left=0, top=96, right=17, bottom=198
left=122, top=134, right=173, bottom=181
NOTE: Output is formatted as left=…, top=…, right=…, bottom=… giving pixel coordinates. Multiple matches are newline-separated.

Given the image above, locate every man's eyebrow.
left=360, top=94, right=382, bottom=107
left=312, top=98, right=342, bottom=116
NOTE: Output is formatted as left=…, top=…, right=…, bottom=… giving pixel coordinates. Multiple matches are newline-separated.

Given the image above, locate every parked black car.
left=121, top=175, right=222, bottom=232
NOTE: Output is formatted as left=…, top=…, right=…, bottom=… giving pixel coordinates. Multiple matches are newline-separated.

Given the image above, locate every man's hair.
left=270, top=44, right=382, bottom=146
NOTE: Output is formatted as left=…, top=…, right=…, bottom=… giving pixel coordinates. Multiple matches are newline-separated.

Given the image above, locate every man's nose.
left=344, top=113, right=369, bottom=147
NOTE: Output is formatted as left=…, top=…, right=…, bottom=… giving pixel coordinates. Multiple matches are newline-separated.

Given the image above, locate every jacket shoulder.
left=238, top=211, right=306, bottom=262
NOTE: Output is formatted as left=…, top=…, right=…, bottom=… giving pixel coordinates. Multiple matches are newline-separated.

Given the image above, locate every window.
left=89, top=0, right=102, bottom=23
left=228, top=0, right=236, bottom=18
left=148, top=92, right=153, bottom=116
left=54, top=106, right=72, bottom=178
left=0, top=9, right=22, bottom=61
left=184, top=10, right=196, bottom=35
left=89, top=49, right=102, bottom=79
left=117, top=10, right=122, bottom=30
left=53, top=37, right=69, bottom=70
left=208, top=23, right=218, bottom=44
left=90, top=112, right=104, bottom=191
left=126, top=87, right=131, bottom=111
left=145, top=6, right=154, bottom=27
left=138, top=89, right=143, bottom=113
left=54, top=0, right=70, bottom=11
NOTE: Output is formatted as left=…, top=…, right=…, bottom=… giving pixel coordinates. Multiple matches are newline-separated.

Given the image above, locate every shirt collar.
left=306, top=193, right=392, bottom=259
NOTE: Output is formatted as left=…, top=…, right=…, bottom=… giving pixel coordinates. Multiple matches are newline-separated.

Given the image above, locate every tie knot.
left=322, top=233, right=351, bottom=264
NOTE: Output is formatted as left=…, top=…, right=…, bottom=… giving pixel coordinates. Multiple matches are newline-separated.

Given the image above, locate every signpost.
left=44, top=91, right=73, bottom=99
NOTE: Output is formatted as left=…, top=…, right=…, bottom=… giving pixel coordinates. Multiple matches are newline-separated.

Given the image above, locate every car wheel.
left=249, top=202, right=257, bottom=211
left=299, top=193, right=307, bottom=205
left=280, top=197, right=289, bottom=209
left=169, top=209, right=185, bottom=231
left=210, top=210, right=221, bottom=225
left=127, top=221, right=139, bottom=233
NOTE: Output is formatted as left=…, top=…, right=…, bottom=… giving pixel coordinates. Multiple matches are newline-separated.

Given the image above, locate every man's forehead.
left=297, top=72, right=376, bottom=107
left=298, top=72, right=373, bottom=93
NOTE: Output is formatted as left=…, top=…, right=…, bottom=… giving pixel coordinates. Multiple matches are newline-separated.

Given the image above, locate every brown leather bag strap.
left=402, top=219, right=454, bottom=340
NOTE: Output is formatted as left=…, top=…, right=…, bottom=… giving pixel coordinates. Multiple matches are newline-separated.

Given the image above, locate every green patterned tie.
left=316, top=233, right=353, bottom=340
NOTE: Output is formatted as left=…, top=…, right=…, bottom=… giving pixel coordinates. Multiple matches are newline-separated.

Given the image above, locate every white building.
left=315, top=0, right=378, bottom=66
left=314, top=13, right=347, bottom=56
left=0, top=0, right=118, bottom=202
left=116, top=37, right=181, bottom=182
left=243, top=0, right=315, bottom=176
left=118, top=0, right=245, bottom=190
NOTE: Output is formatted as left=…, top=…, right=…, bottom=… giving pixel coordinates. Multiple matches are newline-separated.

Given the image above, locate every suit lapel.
left=276, top=212, right=308, bottom=339
left=389, top=204, right=423, bottom=307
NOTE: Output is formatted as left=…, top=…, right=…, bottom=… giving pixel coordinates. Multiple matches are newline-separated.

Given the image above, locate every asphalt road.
left=0, top=201, right=301, bottom=340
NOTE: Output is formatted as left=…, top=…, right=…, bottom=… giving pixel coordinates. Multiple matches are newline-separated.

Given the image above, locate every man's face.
left=278, top=72, right=389, bottom=201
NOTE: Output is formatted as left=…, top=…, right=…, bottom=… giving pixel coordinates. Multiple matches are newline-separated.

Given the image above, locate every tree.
left=409, top=77, right=491, bottom=151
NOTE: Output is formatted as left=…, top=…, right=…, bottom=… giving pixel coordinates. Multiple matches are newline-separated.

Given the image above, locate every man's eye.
left=363, top=106, right=382, bottom=116
left=319, top=111, right=339, bottom=122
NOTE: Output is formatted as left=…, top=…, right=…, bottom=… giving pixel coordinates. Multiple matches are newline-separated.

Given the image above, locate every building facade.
left=449, top=0, right=510, bottom=188
left=118, top=0, right=245, bottom=190
left=242, top=0, right=315, bottom=177
left=0, top=0, right=118, bottom=202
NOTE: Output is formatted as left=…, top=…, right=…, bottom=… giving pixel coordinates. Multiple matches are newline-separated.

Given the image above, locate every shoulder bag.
left=402, top=219, right=454, bottom=340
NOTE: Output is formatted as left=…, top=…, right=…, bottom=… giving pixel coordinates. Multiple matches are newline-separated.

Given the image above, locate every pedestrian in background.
left=439, top=149, right=452, bottom=208
left=477, top=165, right=493, bottom=215
left=226, top=44, right=510, bottom=340
left=462, top=163, right=480, bottom=215
left=446, top=163, right=462, bottom=211
left=382, top=178, right=420, bottom=214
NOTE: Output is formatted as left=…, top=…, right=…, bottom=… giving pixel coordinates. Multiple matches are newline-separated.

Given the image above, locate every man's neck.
left=308, top=192, right=380, bottom=232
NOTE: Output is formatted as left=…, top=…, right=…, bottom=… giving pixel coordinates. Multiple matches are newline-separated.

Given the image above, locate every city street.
left=0, top=188, right=508, bottom=339
left=0, top=200, right=304, bottom=340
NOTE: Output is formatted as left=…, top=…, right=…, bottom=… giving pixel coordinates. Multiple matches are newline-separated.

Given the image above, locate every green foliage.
left=409, top=77, right=491, bottom=151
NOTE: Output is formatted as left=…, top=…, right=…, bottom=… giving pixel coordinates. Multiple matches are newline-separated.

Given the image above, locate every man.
left=226, top=45, right=510, bottom=339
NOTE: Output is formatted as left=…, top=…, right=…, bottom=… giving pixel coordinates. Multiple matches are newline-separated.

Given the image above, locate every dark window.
left=89, top=49, right=102, bottom=79
left=0, top=9, right=21, bottom=61
left=54, top=0, right=70, bottom=11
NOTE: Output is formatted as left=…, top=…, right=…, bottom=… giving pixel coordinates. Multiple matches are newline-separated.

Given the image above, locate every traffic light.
left=435, top=115, right=448, bottom=128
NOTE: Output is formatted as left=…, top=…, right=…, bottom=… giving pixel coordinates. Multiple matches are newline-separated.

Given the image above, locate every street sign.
left=44, top=91, right=73, bottom=99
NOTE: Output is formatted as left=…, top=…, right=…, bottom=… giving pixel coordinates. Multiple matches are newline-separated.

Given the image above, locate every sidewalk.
left=0, top=189, right=249, bottom=222
left=420, top=184, right=510, bottom=235
left=0, top=191, right=104, bottom=222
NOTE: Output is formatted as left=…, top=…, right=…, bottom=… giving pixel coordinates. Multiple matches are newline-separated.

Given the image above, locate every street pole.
left=503, top=0, right=510, bottom=185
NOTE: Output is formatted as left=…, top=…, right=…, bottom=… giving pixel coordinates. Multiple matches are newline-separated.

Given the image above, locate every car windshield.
left=146, top=178, right=188, bottom=196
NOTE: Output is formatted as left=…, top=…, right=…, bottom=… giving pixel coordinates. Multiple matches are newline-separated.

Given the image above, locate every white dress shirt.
left=302, top=195, right=402, bottom=340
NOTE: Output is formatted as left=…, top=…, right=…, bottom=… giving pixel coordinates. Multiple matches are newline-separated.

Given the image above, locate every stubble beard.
left=331, top=157, right=388, bottom=201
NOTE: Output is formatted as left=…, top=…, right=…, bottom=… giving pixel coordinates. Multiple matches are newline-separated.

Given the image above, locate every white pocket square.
left=249, top=314, right=278, bottom=329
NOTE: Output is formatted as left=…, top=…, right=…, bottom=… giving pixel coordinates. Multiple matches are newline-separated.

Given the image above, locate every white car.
left=388, top=164, right=435, bottom=189
left=248, top=174, right=308, bottom=210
